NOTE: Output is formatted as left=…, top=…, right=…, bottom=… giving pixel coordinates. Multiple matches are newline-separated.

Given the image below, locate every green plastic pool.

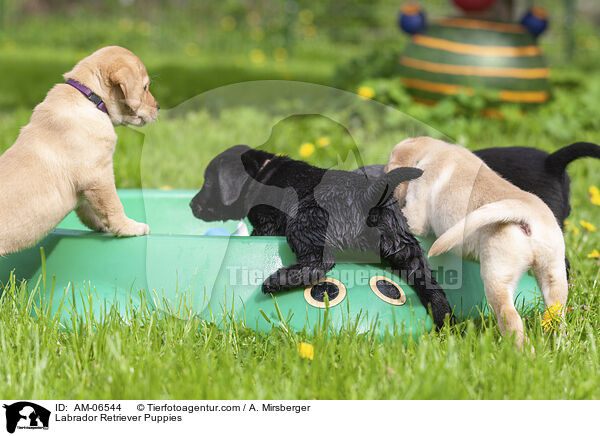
left=0, top=190, right=542, bottom=338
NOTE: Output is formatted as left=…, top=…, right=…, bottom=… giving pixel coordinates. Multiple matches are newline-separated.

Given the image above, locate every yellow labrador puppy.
left=386, top=137, right=568, bottom=347
left=0, top=46, right=159, bottom=256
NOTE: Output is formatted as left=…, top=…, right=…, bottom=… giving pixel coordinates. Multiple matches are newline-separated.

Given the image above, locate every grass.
left=1, top=266, right=598, bottom=399
left=0, top=2, right=599, bottom=399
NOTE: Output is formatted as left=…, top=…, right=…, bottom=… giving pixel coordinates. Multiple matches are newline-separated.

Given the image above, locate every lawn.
left=0, top=1, right=599, bottom=399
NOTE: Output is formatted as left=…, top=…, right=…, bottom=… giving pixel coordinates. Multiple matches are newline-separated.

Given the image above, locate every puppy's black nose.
left=190, top=199, right=202, bottom=216
left=156, top=102, right=160, bottom=110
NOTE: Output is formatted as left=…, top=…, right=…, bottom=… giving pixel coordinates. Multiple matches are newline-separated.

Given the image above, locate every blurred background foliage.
left=0, top=0, right=597, bottom=109
left=1, top=0, right=600, bottom=182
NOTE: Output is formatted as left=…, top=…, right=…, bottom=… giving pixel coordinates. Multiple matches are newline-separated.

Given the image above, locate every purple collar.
left=65, top=78, right=108, bottom=114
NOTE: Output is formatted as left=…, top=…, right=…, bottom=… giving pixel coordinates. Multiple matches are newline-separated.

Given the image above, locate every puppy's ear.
left=365, top=167, right=423, bottom=206
left=218, top=157, right=250, bottom=206
left=240, top=148, right=275, bottom=179
left=384, top=167, right=423, bottom=187
left=110, top=66, right=143, bottom=111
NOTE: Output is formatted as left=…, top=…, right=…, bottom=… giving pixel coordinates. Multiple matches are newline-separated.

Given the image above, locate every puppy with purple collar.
left=0, top=46, right=159, bottom=256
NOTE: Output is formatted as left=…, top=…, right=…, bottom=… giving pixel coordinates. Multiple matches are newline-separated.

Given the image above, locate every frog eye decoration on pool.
left=304, top=278, right=347, bottom=308
left=369, top=276, right=406, bottom=306
left=304, top=276, right=407, bottom=308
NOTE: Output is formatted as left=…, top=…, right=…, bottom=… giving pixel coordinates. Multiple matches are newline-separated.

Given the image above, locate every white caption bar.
left=0, top=400, right=593, bottom=435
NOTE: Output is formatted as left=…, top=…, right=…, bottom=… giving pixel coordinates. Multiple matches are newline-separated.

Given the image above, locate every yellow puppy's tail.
left=428, top=199, right=532, bottom=257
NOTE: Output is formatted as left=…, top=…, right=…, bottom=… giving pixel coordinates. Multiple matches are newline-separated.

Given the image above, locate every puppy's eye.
left=144, top=84, right=148, bottom=91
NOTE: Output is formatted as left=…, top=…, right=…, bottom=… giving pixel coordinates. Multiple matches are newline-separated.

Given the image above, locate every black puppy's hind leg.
left=369, top=207, right=453, bottom=328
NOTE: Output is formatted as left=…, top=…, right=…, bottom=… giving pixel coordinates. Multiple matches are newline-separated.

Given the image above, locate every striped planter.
left=399, top=17, right=550, bottom=104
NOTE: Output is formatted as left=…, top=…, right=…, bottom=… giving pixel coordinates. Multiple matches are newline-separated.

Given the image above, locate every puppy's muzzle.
left=190, top=200, right=202, bottom=217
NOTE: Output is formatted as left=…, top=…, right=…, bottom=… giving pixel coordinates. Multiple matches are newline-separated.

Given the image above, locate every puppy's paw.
left=262, top=280, right=281, bottom=294
left=88, top=221, right=109, bottom=233
left=114, top=218, right=150, bottom=237
left=430, top=295, right=454, bottom=329
left=97, top=223, right=110, bottom=233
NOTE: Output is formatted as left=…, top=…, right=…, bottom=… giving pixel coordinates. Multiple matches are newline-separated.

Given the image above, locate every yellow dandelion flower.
left=3, top=41, right=17, bottom=51
left=299, top=9, right=314, bottom=25
left=572, top=225, right=580, bottom=236
left=299, top=142, right=315, bottom=158
left=580, top=220, right=596, bottom=232
left=589, top=187, right=600, bottom=206
left=249, top=49, right=265, bottom=64
left=316, top=137, right=330, bottom=148
left=185, top=42, right=199, bottom=57
left=542, top=303, right=563, bottom=332
left=358, top=86, right=375, bottom=99
left=298, top=342, right=314, bottom=360
left=588, top=249, right=600, bottom=259
left=160, top=185, right=173, bottom=190
left=273, top=47, right=287, bottom=62
left=220, top=16, right=236, bottom=31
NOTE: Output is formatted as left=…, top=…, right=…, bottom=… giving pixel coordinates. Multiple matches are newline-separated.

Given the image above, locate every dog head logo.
left=2, top=402, right=50, bottom=433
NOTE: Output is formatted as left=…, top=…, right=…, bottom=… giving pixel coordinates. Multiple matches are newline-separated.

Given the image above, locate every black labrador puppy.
left=191, top=145, right=452, bottom=328
left=474, top=142, right=600, bottom=228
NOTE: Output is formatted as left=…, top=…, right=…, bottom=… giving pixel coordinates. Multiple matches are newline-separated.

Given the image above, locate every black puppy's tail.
left=364, top=167, right=423, bottom=206
left=545, top=142, right=600, bottom=175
